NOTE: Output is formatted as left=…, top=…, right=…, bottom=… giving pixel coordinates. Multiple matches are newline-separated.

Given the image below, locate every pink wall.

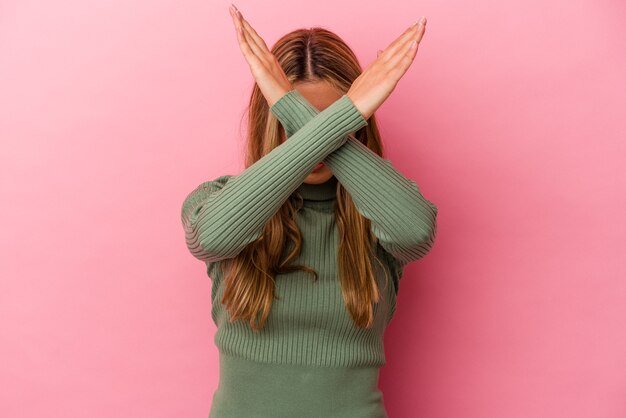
left=1, top=0, right=624, bottom=417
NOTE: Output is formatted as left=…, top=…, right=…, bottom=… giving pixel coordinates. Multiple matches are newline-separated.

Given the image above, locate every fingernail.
left=413, top=17, right=425, bottom=28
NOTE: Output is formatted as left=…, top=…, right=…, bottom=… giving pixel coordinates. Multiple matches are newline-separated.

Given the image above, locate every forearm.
left=270, top=89, right=438, bottom=265
left=182, top=93, right=368, bottom=262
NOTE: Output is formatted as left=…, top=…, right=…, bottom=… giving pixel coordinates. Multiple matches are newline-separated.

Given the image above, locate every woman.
left=181, top=4, right=437, bottom=417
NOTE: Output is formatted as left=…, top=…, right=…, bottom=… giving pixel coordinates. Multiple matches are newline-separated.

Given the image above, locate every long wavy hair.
left=220, top=27, right=391, bottom=331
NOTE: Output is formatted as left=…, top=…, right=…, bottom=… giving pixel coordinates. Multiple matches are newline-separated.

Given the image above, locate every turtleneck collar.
left=295, top=175, right=338, bottom=201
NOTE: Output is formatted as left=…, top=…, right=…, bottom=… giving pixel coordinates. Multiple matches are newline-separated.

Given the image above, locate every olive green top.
left=181, top=90, right=438, bottom=368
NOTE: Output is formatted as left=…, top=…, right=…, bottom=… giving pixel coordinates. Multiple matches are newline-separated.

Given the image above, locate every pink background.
left=1, top=0, right=625, bottom=417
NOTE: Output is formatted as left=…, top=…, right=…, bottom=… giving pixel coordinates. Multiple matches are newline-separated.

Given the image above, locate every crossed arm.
left=271, top=89, right=438, bottom=269
left=181, top=94, right=367, bottom=262
left=181, top=92, right=437, bottom=267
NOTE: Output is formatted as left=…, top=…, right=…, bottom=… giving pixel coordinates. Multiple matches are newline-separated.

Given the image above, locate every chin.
left=303, top=167, right=333, bottom=184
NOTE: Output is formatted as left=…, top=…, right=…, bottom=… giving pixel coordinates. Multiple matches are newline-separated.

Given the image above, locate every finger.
left=240, top=15, right=272, bottom=56
left=378, top=20, right=421, bottom=62
left=232, top=8, right=271, bottom=67
left=238, top=31, right=265, bottom=71
left=389, top=40, right=419, bottom=80
left=387, top=21, right=426, bottom=79
left=230, top=4, right=268, bottom=55
left=387, top=19, right=426, bottom=69
left=414, top=17, right=427, bottom=44
left=228, top=6, right=243, bottom=36
left=389, top=21, right=423, bottom=61
left=231, top=10, right=264, bottom=70
left=384, top=16, right=426, bottom=62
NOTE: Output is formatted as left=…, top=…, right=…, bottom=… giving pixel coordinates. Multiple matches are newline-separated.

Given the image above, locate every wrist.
left=269, top=87, right=293, bottom=108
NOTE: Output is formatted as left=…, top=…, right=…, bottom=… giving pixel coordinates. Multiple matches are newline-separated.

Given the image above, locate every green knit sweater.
left=181, top=90, right=438, bottom=368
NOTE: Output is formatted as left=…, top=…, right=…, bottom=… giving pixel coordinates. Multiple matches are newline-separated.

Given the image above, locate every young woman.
left=181, top=4, right=437, bottom=417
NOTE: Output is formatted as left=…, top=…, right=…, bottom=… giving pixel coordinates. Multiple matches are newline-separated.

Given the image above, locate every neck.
left=295, top=175, right=338, bottom=201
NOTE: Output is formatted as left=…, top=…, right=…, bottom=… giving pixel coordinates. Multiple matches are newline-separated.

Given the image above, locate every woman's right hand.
left=347, top=17, right=427, bottom=120
left=228, top=4, right=292, bottom=107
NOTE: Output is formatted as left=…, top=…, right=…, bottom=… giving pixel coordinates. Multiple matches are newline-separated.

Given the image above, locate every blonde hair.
left=220, top=27, right=391, bottom=331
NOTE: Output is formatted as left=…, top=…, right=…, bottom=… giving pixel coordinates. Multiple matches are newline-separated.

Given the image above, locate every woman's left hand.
left=228, top=4, right=293, bottom=107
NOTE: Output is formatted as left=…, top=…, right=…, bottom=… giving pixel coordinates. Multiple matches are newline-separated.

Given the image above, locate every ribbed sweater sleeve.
left=270, top=89, right=438, bottom=267
left=181, top=94, right=368, bottom=262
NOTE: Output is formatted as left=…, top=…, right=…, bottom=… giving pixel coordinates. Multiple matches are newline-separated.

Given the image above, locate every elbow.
left=182, top=198, right=233, bottom=262
left=184, top=220, right=263, bottom=263
left=184, top=229, right=220, bottom=263
left=423, top=222, right=437, bottom=249
left=402, top=219, right=437, bottom=261
left=408, top=224, right=436, bottom=250
left=375, top=199, right=439, bottom=265
left=185, top=231, right=239, bottom=263
left=407, top=204, right=437, bottom=245
left=402, top=197, right=437, bottom=246
left=420, top=200, right=438, bottom=246
left=183, top=219, right=233, bottom=263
